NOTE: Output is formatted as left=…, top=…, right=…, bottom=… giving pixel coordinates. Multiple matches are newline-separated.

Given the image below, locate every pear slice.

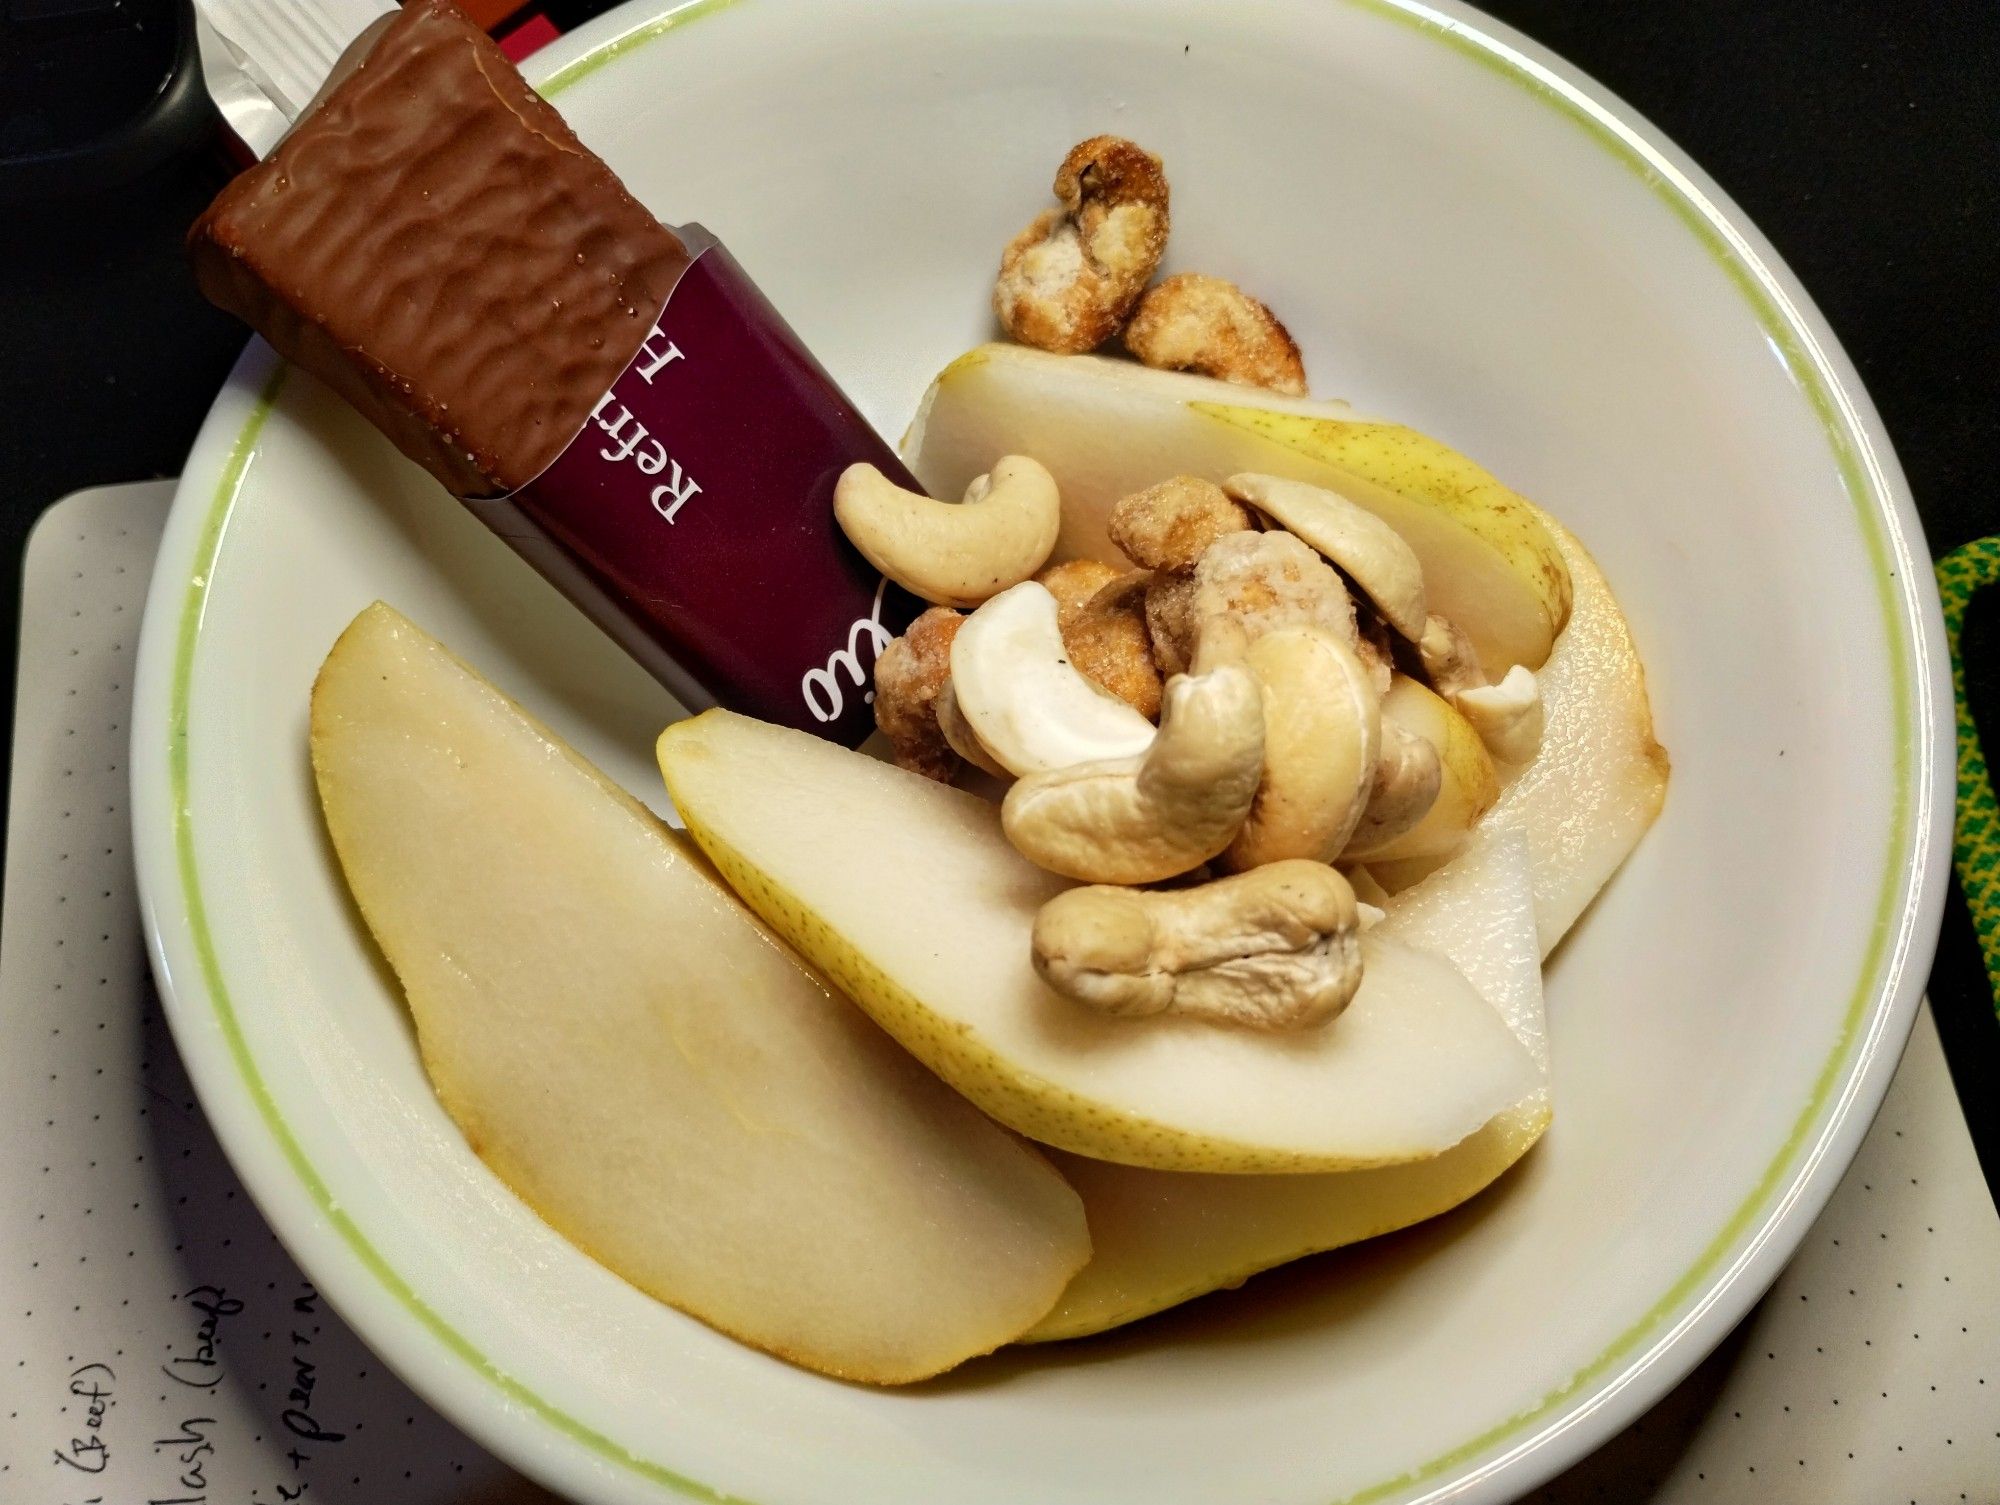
left=310, top=604, right=1088, bottom=1384
left=659, top=712, right=1538, bottom=1175
left=905, top=344, right=1570, bottom=670
left=1027, top=826, right=1549, bottom=1340
left=1480, top=516, right=1670, bottom=955
left=1346, top=676, right=1501, bottom=865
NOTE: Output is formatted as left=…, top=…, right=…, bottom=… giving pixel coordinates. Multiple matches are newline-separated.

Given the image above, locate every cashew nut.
left=834, top=456, right=1060, bottom=609
left=1340, top=720, right=1443, bottom=859
left=935, top=679, right=1007, bottom=777
left=1417, top=613, right=1486, bottom=698
left=1002, top=658, right=1265, bottom=884
left=1453, top=664, right=1545, bottom=764
left=1107, top=475, right=1254, bottom=572
left=871, top=606, right=965, bottom=781
left=1121, top=273, right=1309, bottom=396
left=1224, top=473, right=1428, bottom=640
left=950, top=581, right=1157, bottom=778
left=995, top=136, right=1170, bottom=353
left=1145, top=528, right=1358, bottom=676
left=1031, top=861, right=1362, bottom=1030
left=1219, top=625, right=1381, bottom=872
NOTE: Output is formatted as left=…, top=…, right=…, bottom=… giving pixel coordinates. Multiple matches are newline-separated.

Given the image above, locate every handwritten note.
left=0, top=486, right=553, bottom=1504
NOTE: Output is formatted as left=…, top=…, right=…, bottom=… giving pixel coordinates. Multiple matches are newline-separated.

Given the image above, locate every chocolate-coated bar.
left=191, top=0, right=688, bottom=498
left=188, top=0, right=919, bottom=741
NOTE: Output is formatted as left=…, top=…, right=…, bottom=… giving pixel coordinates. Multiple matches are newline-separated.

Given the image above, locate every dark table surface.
left=1, top=0, right=1996, bottom=1183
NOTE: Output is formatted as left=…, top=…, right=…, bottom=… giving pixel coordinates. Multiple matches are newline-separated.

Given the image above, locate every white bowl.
left=130, top=1, right=1952, bottom=1501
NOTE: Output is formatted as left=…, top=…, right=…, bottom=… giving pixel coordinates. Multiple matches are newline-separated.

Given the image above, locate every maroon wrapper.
left=466, top=234, right=921, bottom=741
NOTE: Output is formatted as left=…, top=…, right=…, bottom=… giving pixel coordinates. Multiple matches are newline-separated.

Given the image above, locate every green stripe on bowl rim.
left=162, top=3, right=1928, bottom=1502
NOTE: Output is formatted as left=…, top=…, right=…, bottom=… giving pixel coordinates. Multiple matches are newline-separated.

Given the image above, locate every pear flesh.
left=1026, top=826, right=1549, bottom=1340
left=904, top=343, right=1571, bottom=672
left=1483, top=517, right=1671, bottom=955
left=310, top=604, right=1090, bottom=1384
left=658, top=712, right=1539, bottom=1176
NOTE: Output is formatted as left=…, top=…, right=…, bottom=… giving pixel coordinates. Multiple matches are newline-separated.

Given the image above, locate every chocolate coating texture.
left=188, top=0, right=689, bottom=496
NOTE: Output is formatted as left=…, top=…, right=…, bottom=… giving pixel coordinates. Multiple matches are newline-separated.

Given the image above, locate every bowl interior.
left=139, top=1, right=1933, bottom=1502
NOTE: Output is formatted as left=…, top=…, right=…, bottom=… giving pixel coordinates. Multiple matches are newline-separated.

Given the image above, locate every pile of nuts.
left=837, top=455, right=1544, bottom=1036
left=993, top=136, right=1308, bottom=395
left=833, top=137, right=1545, bottom=1036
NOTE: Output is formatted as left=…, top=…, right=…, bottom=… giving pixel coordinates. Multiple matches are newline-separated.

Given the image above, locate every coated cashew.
left=1224, top=473, right=1429, bottom=640
left=995, top=136, right=1170, bottom=353
left=1107, top=475, right=1254, bottom=572
left=1002, top=658, right=1265, bottom=884
left=1417, top=613, right=1486, bottom=698
left=1453, top=664, right=1545, bottom=764
left=1340, top=720, right=1442, bottom=859
left=1031, top=860, right=1362, bottom=1030
left=1219, top=625, right=1382, bottom=872
left=834, top=456, right=1060, bottom=609
left=871, top=606, right=965, bottom=781
left=1047, top=565, right=1164, bottom=719
left=1121, top=273, right=1309, bottom=396
left=1145, top=529, right=1357, bottom=675
left=950, top=581, right=1157, bottom=778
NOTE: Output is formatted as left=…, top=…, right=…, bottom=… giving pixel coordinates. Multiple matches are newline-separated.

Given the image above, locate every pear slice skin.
left=310, top=603, right=1089, bottom=1385
left=1025, top=826, right=1549, bottom=1341
left=1483, top=516, right=1671, bottom=956
left=904, top=343, right=1569, bottom=671
left=658, top=712, right=1539, bottom=1176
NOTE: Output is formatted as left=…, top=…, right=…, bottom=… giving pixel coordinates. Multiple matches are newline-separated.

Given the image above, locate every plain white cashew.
left=1340, top=720, right=1443, bottom=860
left=1453, top=664, right=1545, bottom=764
left=935, top=680, right=1008, bottom=777
left=1219, top=625, right=1382, bottom=872
left=950, top=581, right=1157, bottom=778
left=834, top=456, right=1060, bottom=608
left=1031, top=860, right=1363, bottom=1030
left=1224, top=473, right=1429, bottom=640
left=1002, top=659, right=1265, bottom=884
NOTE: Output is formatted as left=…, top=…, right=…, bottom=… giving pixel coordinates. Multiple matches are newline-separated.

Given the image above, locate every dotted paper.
left=3, top=483, right=1994, bottom=1503
left=0, top=485, right=550, bottom=1503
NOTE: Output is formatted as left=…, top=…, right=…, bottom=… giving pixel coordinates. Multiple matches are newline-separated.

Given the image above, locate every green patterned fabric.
left=1937, top=538, right=2000, bottom=1014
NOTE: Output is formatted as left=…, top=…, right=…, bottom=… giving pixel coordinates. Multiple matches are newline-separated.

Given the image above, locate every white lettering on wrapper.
left=634, top=325, right=686, bottom=384
left=651, top=463, right=702, bottom=524
left=802, top=578, right=893, bottom=723
left=586, top=387, right=702, bottom=523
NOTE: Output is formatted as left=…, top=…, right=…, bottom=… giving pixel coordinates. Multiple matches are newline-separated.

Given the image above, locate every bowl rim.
left=128, top=1, right=1955, bottom=1502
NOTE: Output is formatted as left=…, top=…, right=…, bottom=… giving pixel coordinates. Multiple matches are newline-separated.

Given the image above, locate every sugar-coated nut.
left=1141, top=571, right=1198, bottom=679
left=1223, top=472, right=1429, bottom=641
left=872, top=607, right=965, bottom=782
left=1122, top=273, right=1307, bottom=395
left=834, top=456, right=1060, bottom=609
left=1193, top=530, right=1359, bottom=650
left=1417, top=613, right=1486, bottom=698
left=1036, top=558, right=1124, bottom=614
left=1107, top=475, right=1255, bottom=572
left=995, top=136, right=1170, bottom=354
left=1031, top=860, right=1363, bottom=1030
left=951, top=581, right=1157, bottom=778
left=1002, top=658, right=1265, bottom=884
left=1063, top=570, right=1164, bottom=720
